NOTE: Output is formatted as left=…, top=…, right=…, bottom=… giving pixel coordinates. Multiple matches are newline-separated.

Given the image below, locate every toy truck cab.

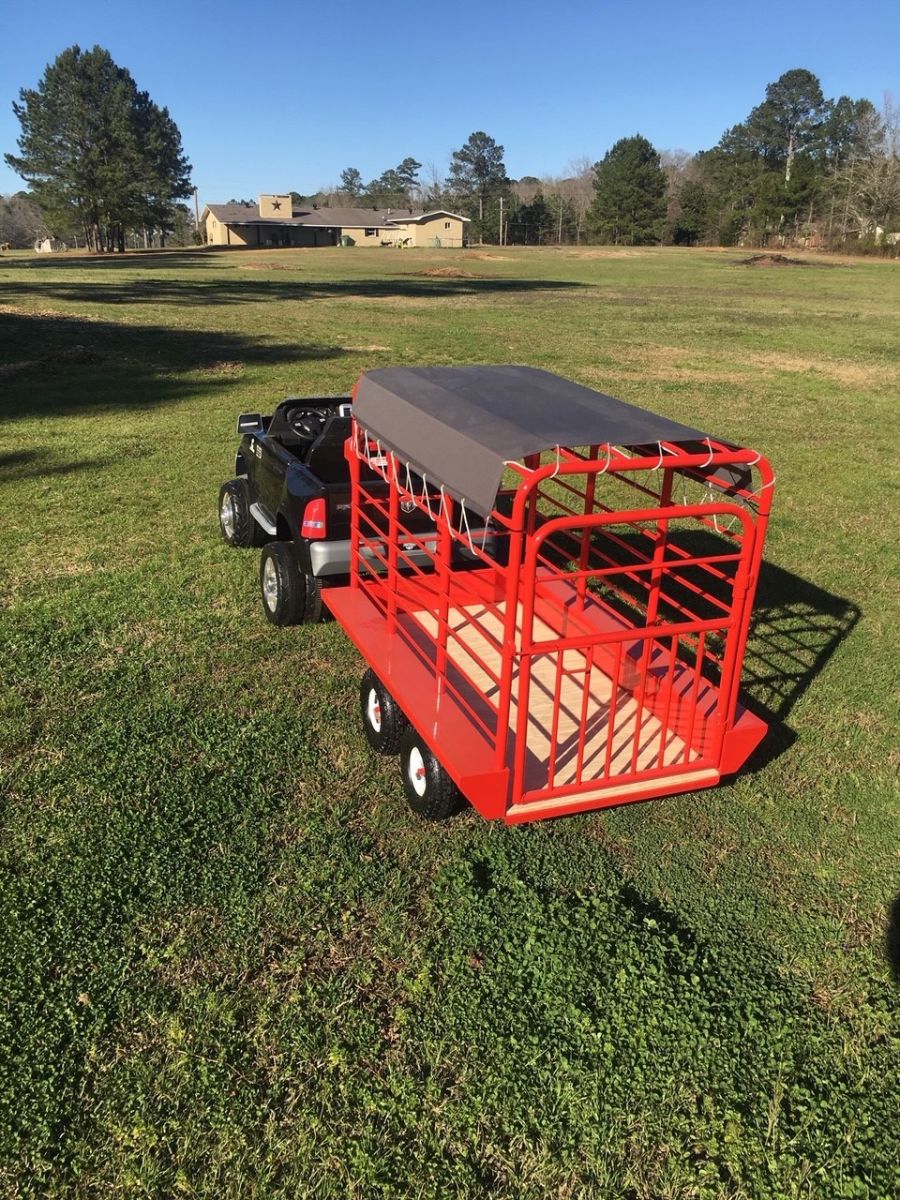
left=219, top=393, right=492, bottom=626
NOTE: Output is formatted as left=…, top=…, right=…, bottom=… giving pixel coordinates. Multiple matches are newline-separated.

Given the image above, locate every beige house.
left=201, top=195, right=469, bottom=249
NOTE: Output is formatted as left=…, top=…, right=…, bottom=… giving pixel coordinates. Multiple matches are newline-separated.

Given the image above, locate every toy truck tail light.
left=301, top=497, right=327, bottom=539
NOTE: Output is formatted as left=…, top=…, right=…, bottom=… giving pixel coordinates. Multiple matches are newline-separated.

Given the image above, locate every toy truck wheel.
left=259, top=541, right=306, bottom=625
left=303, top=570, right=323, bottom=624
left=219, top=479, right=264, bottom=548
left=399, top=727, right=463, bottom=820
left=360, top=669, right=408, bottom=754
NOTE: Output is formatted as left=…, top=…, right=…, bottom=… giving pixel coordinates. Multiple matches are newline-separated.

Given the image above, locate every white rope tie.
left=459, top=498, right=482, bottom=554
left=597, top=443, right=613, bottom=475
left=549, top=444, right=562, bottom=478
left=701, top=438, right=714, bottom=469
left=420, top=473, right=435, bottom=520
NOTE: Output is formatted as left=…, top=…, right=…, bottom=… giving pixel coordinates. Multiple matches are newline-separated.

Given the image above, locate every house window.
left=444, top=221, right=451, bottom=229
left=365, top=228, right=377, bottom=237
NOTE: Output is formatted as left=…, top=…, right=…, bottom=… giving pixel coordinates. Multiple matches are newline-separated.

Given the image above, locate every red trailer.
left=327, top=366, right=775, bottom=824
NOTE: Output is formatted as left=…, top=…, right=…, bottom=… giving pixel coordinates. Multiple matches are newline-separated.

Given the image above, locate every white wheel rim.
left=262, top=557, right=279, bottom=611
left=366, top=688, right=382, bottom=732
left=220, top=493, right=235, bottom=538
left=407, top=745, right=427, bottom=798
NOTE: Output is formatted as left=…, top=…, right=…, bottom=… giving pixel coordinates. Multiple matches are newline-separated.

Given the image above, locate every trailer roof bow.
left=353, top=365, right=712, bottom=516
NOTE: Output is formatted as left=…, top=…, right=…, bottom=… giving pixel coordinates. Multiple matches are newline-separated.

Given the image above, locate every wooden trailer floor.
left=413, top=601, right=706, bottom=798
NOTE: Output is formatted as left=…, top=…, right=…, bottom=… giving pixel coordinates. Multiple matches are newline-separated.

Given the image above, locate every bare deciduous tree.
left=0, top=193, right=47, bottom=247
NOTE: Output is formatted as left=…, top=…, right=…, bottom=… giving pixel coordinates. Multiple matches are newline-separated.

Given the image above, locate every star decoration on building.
left=271, top=199, right=281, bottom=211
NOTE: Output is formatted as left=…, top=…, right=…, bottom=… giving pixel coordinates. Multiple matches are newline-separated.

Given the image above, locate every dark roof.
left=204, top=203, right=426, bottom=228
left=353, top=366, right=711, bottom=516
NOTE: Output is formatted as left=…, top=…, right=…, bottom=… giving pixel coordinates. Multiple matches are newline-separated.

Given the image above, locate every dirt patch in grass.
left=746, top=350, right=891, bottom=387
left=573, top=248, right=652, bottom=259
left=415, top=266, right=478, bottom=278
left=582, top=343, right=892, bottom=390
left=342, top=344, right=390, bottom=352
left=0, top=303, right=98, bottom=320
left=739, top=253, right=832, bottom=268
left=237, top=262, right=304, bottom=271
left=196, top=360, right=244, bottom=376
left=470, top=253, right=510, bottom=262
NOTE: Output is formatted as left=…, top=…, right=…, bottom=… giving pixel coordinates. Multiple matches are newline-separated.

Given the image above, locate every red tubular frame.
left=326, top=424, right=774, bottom=823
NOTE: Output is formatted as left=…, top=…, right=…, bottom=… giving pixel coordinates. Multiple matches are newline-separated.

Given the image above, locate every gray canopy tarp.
left=353, top=365, right=711, bottom=517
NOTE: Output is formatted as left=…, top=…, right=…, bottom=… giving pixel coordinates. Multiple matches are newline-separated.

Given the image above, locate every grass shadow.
left=0, top=275, right=586, bottom=309
left=539, top=525, right=859, bottom=774
left=0, top=309, right=352, bottom=423
left=740, top=563, right=861, bottom=767
left=0, top=447, right=109, bottom=481
left=2, top=249, right=221, bottom=272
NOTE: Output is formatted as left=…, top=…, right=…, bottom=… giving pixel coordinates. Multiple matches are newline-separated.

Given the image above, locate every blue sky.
left=2, top=0, right=898, bottom=206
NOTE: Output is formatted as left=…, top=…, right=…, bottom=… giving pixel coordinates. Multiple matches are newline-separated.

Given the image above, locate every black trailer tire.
left=219, top=479, right=264, bottom=548
left=360, top=669, right=408, bottom=755
left=259, top=541, right=306, bottom=625
left=399, top=727, right=463, bottom=820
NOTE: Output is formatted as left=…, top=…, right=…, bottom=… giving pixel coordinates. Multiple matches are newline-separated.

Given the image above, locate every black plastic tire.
left=399, top=727, right=463, bottom=820
left=259, top=541, right=305, bottom=625
left=303, top=569, right=323, bottom=624
left=219, top=478, right=264, bottom=548
left=360, top=669, right=408, bottom=754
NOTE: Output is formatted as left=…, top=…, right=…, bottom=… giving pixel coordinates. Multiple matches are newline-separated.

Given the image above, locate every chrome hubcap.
left=262, top=557, right=279, bottom=610
left=407, top=745, right=427, bottom=797
left=220, top=493, right=236, bottom=538
left=366, top=688, right=382, bottom=732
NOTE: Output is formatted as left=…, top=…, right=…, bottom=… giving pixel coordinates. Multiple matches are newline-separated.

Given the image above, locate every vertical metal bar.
left=603, top=641, right=624, bottom=778
left=682, top=631, right=705, bottom=763
left=546, top=648, right=566, bottom=791
left=575, top=644, right=594, bottom=784
left=494, top=518, right=524, bottom=775
left=630, top=469, right=673, bottom=774
left=577, top=449, right=599, bottom=612
left=348, top=425, right=361, bottom=590
left=657, top=634, right=679, bottom=768
left=386, top=454, right=399, bottom=634
left=629, top=634, right=654, bottom=774
left=435, top=495, right=453, bottom=679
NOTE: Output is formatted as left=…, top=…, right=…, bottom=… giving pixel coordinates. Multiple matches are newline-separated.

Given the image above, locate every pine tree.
left=589, top=135, right=666, bottom=245
left=448, top=132, right=508, bottom=241
left=5, top=45, right=191, bottom=252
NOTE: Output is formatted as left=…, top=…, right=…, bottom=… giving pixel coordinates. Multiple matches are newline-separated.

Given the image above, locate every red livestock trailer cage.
left=326, top=366, right=775, bottom=824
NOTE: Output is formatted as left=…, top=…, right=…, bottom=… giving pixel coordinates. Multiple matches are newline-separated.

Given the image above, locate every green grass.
left=1, top=244, right=898, bottom=1199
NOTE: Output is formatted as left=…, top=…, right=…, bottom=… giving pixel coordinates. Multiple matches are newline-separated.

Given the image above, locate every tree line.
left=4, top=50, right=897, bottom=253
left=317, top=69, right=898, bottom=251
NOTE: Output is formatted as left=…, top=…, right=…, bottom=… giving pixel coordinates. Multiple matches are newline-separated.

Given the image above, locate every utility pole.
left=498, top=196, right=504, bottom=246
left=194, top=187, right=200, bottom=232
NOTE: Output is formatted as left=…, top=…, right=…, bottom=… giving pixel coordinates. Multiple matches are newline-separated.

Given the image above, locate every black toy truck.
left=218, top=395, right=440, bottom=625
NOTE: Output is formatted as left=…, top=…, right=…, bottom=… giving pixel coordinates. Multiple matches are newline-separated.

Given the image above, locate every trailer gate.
left=326, top=376, right=773, bottom=823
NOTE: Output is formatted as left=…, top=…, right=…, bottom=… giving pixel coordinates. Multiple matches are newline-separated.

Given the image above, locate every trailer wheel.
left=360, top=669, right=408, bottom=754
left=259, top=541, right=305, bottom=625
left=219, top=479, right=264, bottom=548
left=399, top=727, right=462, bottom=820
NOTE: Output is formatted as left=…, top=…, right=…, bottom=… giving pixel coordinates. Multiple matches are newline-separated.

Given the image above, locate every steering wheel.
left=287, top=406, right=325, bottom=442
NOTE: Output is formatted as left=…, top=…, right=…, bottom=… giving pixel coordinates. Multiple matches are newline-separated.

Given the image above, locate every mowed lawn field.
left=1, top=244, right=898, bottom=1199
